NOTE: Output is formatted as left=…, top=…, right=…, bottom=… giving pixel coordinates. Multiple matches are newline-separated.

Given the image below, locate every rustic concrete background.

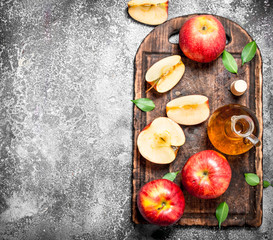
left=0, top=0, right=272, bottom=239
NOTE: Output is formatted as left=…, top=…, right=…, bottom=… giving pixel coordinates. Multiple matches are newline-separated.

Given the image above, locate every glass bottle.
left=207, top=104, right=261, bottom=155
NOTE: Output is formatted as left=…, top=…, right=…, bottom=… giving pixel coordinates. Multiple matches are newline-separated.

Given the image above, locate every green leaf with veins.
left=216, top=202, right=229, bottom=229
left=222, top=50, right=238, bottom=74
left=131, top=98, right=155, bottom=112
left=241, top=41, right=257, bottom=66
left=244, top=173, right=260, bottom=186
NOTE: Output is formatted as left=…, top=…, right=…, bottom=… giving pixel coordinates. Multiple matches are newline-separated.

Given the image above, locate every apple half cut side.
left=128, top=0, right=168, bottom=26
left=166, top=95, right=210, bottom=125
left=137, top=117, right=185, bottom=164
left=145, top=55, right=185, bottom=93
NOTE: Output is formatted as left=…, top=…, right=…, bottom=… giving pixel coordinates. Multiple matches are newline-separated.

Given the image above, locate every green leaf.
left=216, top=202, right=229, bottom=229
left=131, top=98, right=155, bottom=112
left=263, top=180, right=271, bottom=188
left=162, top=171, right=180, bottom=182
left=241, top=41, right=257, bottom=66
left=222, top=50, right=238, bottom=74
left=244, top=173, right=260, bottom=186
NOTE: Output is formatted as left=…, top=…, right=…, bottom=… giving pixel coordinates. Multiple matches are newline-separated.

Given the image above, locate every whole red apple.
left=137, top=179, right=185, bottom=226
left=179, top=15, right=226, bottom=63
left=181, top=150, right=232, bottom=199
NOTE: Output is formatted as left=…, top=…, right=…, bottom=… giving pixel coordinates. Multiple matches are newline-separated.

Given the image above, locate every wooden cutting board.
left=132, top=15, right=263, bottom=227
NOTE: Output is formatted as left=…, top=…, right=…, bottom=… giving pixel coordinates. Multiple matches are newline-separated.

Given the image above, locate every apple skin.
left=141, top=122, right=152, bottom=132
left=137, top=179, right=185, bottom=226
left=179, top=15, right=226, bottom=63
left=181, top=150, right=232, bottom=199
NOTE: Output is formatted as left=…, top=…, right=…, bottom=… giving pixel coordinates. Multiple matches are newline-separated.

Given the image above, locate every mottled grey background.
left=0, top=0, right=272, bottom=239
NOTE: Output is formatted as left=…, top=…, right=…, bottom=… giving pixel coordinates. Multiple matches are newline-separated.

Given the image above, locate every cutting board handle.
left=166, top=20, right=184, bottom=46
left=167, top=31, right=232, bottom=47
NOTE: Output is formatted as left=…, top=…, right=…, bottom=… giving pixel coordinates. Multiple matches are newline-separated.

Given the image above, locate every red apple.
left=137, top=179, right=185, bottom=226
left=181, top=150, right=232, bottom=199
left=179, top=15, right=226, bottom=63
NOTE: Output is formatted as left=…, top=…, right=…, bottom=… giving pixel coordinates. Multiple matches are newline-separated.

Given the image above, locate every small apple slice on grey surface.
left=137, top=117, right=185, bottom=164
left=128, top=0, right=168, bottom=26
left=166, top=95, right=210, bottom=125
left=145, top=55, right=185, bottom=93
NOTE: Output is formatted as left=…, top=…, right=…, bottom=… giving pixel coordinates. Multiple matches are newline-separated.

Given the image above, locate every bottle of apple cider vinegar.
left=207, top=104, right=261, bottom=155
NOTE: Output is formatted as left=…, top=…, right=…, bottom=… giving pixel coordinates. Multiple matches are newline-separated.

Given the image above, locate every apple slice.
left=137, top=117, right=185, bottom=164
left=128, top=0, right=168, bottom=26
left=166, top=95, right=210, bottom=125
left=145, top=55, right=185, bottom=93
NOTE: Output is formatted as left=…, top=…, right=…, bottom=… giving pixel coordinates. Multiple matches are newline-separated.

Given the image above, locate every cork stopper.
left=230, top=80, right=247, bottom=96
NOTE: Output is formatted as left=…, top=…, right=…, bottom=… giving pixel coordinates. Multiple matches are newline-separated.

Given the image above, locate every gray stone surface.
left=0, top=0, right=272, bottom=239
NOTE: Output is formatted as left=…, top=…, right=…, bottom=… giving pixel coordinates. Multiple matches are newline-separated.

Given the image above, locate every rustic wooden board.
left=132, top=15, right=263, bottom=227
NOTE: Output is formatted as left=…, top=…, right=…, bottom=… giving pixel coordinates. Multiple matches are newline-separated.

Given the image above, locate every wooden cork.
left=230, top=80, right=247, bottom=96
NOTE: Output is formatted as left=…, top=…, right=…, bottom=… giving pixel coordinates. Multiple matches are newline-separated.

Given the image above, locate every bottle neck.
left=230, top=115, right=254, bottom=138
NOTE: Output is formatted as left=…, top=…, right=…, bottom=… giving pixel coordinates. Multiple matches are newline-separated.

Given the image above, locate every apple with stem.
left=145, top=55, right=185, bottom=93
left=137, top=178, right=185, bottom=226
left=181, top=150, right=232, bottom=199
left=137, top=117, right=185, bottom=164
left=128, top=0, right=168, bottom=26
left=179, top=15, right=226, bottom=63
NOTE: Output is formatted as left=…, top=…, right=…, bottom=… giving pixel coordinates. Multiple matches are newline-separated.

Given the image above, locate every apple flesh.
left=179, top=15, right=226, bottom=63
left=166, top=95, right=210, bottom=125
left=137, top=117, right=185, bottom=164
left=181, top=150, right=232, bottom=199
left=145, top=55, right=185, bottom=93
left=128, top=0, right=168, bottom=26
left=137, top=179, right=185, bottom=226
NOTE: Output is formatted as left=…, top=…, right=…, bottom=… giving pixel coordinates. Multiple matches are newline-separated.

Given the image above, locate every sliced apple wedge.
left=137, top=117, right=185, bottom=164
left=166, top=95, right=210, bottom=125
left=128, top=0, right=168, bottom=26
left=145, top=55, right=185, bottom=93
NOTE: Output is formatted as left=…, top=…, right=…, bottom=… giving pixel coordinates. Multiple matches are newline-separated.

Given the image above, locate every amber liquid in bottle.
left=207, top=104, right=259, bottom=155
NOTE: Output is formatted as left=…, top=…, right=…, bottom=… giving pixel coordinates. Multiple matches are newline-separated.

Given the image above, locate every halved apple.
left=166, top=95, right=210, bottom=125
left=145, top=55, right=185, bottom=93
left=137, top=117, right=185, bottom=164
left=128, top=0, right=168, bottom=26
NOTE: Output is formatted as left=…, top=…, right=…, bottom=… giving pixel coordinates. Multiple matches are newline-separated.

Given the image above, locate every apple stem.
left=157, top=202, right=166, bottom=210
left=202, top=26, right=207, bottom=31
left=146, top=78, right=160, bottom=93
left=198, top=171, right=209, bottom=185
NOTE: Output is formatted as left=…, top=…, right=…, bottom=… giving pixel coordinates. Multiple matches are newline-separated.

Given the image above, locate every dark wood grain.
left=132, top=15, right=263, bottom=227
